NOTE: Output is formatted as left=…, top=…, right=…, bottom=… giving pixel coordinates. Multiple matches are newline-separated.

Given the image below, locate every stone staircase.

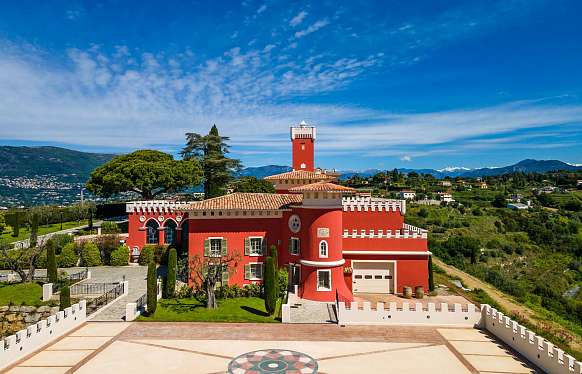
left=288, top=299, right=338, bottom=324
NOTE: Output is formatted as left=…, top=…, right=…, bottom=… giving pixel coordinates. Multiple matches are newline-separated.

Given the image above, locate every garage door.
left=352, top=263, right=393, bottom=294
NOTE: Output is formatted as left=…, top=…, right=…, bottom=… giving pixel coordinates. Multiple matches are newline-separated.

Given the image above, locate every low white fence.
left=0, top=300, right=87, bottom=370
left=481, top=305, right=581, bottom=374
left=337, top=301, right=482, bottom=327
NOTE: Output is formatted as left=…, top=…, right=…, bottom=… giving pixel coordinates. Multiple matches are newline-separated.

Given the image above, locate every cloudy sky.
left=0, top=0, right=581, bottom=170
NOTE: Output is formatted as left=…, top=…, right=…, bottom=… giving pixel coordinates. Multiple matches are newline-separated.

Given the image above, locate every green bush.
left=34, top=249, right=47, bottom=269
left=60, top=281, right=71, bottom=311
left=164, top=248, right=177, bottom=298
left=58, top=243, right=78, bottom=267
left=138, top=245, right=155, bottom=266
left=50, top=234, right=74, bottom=254
left=81, top=242, right=102, bottom=266
left=147, top=261, right=157, bottom=315
left=243, top=283, right=262, bottom=298
left=101, top=221, right=120, bottom=234
left=110, top=245, right=129, bottom=266
left=277, top=269, right=288, bottom=298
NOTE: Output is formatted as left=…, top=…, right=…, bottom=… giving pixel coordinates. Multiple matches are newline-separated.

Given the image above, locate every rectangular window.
left=210, top=238, right=222, bottom=257
left=290, top=237, right=300, bottom=255
left=249, top=263, right=263, bottom=280
left=317, top=270, right=331, bottom=291
left=249, top=237, right=263, bottom=255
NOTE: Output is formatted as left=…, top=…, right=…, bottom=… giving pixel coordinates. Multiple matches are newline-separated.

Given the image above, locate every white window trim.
left=208, top=237, right=223, bottom=257
left=248, top=262, right=263, bottom=281
left=319, top=240, right=328, bottom=258
left=290, top=237, right=300, bottom=256
left=316, top=269, right=331, bottom=291
left=248, top=236, right=264, bottom=257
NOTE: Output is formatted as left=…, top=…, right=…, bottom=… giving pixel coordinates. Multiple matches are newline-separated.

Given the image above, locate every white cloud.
left=256, top=4, right=267, bottom=14
left=289, top=11, right=308, bottom=27
left=400, top=155, right=412, bottom=162
left=295, top=19, right=330, bottom=39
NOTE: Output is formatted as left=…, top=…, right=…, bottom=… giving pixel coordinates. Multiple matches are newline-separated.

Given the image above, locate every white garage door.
left=352, top=262, right=393, bottom=294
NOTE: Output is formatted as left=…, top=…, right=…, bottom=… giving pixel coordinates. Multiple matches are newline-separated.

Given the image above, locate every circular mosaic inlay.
left=228, top=349, right=318, bottom=374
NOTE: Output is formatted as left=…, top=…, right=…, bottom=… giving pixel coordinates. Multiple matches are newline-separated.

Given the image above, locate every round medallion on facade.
left=228, top=349, right=317, bottom=374
left=176, top=215, right=182, bottom=222
left=288, top=214, right=301, bottom=233
left=158, top=215, right=165, bottom=222
left=139, top=216, right=146, bottom=223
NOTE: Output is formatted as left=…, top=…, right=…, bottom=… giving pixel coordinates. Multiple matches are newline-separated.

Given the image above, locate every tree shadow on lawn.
left=240, top=305, right=270, bottom=317
left=163, top=300, right=207, bottom=314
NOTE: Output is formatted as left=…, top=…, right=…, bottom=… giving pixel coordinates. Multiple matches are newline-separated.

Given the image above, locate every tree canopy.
left=181, top=125, right=241, bottom=198
left=0, top=212, right=5, bottom=234
left=232, top=176, right=275, bottom=193
left=86, top=150, right=202, bottom=199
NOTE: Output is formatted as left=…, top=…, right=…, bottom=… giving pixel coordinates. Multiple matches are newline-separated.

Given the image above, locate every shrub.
left=138, top=245, right=155, bottom=266
left=176, top=284, right=194, bottom=299
left=60, top=281, right=71, bottom=311
left=47, top=240, right=58, bottom=283
left=34, top=249, right=47, bottom=269
left=50, top=234, right=74, bottom=254
left=81, top=242, right=102, bottom=266
left=110, top=245, right=129, bottom=266
left=243, top=283, right=262, bottom=298
left=58, top=243, right=78, bottom=267
left=147, top=261, right=157, bottom=315
left=101, top=221, right=120, bottom=234
left=419, top=207, right=429, bottom=218
left=94, top=234, right=121, bottom=265
left=153, top=245, right=169, bottom=265
left=263, top=256, right=277, bottom=315
left=164, top=248, right=177, bottom=298
left=277, top=268, right=288, bottom=298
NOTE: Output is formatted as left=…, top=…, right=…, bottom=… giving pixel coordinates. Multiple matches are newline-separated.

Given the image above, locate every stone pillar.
left=42, top=283, right=53, bottom=301
left=125, top=302, right=137, bottom=321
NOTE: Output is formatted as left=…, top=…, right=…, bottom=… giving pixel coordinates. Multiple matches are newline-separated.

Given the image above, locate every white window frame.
left=248, top=236, right=264, bottom=256
left=317, top=269, right=331, bottom=291
left=248, top=262, right=263, bottom=280
left=290, top=237, right=300, bottom=255
left=319, top=240, right=328, bottom=258
left=209, top=237, right=223, bottom=258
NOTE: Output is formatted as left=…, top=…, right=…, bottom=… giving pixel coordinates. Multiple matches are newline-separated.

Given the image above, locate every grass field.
left=0, top=282, right=46, bottom=306
left=137, top=297, right=280, bottom=323
left=1, top=220, right=88, bottom=243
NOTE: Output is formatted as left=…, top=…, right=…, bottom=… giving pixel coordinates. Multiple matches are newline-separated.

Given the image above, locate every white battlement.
left=343, top=227, right=427, bottom=239
left=290, top=121, right=316, bottom=140
left=481, top=305, right=581, bottom=374
left=337, top=301, right=481, bottom=326
left=342, top=197, right=406, bottom=214
left=126, top=200, right=192, bottom=213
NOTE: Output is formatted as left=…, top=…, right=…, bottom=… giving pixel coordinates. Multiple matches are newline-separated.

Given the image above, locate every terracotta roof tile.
left=264, top=170, right=335, bottom=180
left=289, top=182, right=356, bottom=193
left=185, top=193, right=302, bottom=211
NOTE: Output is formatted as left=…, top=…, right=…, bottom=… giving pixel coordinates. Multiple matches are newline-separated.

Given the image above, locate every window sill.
left=317, top=288, right=331, bottom=292
left=248, top=253, right=264, bottom=257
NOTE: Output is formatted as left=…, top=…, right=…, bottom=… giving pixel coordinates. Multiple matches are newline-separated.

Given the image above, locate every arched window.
left=164, top=220, right=177, bottom=245
left=146, top=220, right=159, bottom=244
left=319, top=240, right=328, bottom=258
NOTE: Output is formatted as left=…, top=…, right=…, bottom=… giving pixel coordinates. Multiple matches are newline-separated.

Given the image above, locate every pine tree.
left=182, top=125, right=242, bottom=198
left=47, top=240, right=58, bottom=283
left=263, top=256, right=277, bottom=315
left=428, top=256, right=435, bottom=292
left=147, top=261, right=157, bottom=315
left=164, top=248, right=177, bottom=298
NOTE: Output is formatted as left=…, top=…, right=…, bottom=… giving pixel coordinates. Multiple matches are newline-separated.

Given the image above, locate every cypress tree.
left=270, top=245, right=278, bottom=270
left=30, top=213, right=39, bottom=247
left=60, top=280, right=71, bottom=311
left=12, top=212, right=20, bottom=238
left=428, top=256, right=435, bottom=292
left=47, top=240, right=58, bottom=283
left=164, top=248, right=177, bottom=298
left=88, top=208, right=93, bottom=232
left=263, top=256, right=277, bottom=315
left=147, top=261, right=157, bottom=315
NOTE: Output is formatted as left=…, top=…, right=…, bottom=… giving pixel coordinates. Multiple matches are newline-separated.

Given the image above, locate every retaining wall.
left=0, top=300, right=86, bottom=370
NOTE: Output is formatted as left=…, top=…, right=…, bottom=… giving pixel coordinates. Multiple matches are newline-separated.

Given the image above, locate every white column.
left=42, top=283, right=53, bottom=301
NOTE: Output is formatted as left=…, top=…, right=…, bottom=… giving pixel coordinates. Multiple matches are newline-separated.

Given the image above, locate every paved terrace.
left=6, top=322, right=538, bottom=373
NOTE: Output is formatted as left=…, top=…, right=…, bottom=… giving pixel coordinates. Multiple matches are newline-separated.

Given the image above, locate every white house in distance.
left=439, top=180, right=452, bottom=187
left=399, top=190, right=416, bottom=200
left=437, top=192, right=455, bottom=203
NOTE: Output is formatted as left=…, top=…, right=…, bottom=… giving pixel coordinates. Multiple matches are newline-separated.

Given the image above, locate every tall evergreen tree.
left=164, top=248, right=177, bottom=298
left=182, top=125, right=242, bottom=198
left=263, top=256, right=277, bottom=315
left=88, top=208, right=93, bottom=231
left=428, top=256, right=435, bottom=292
left=60, top=280, right=71, bottom=311
left=47, top=240, right=58, bottom=283
left=12, top=212, right=20, bottom=237
left=30, top=213, right=39, bottom=248
left=147, top=261, right=157, bottom=315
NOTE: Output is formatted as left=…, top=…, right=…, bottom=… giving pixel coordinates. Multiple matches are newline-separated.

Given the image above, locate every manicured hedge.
left=58, top=243, right=78, bottom=267
left=81, top=242, right=102, bottom=266
left=138, top=245, right=155, bottom=266
left=110, top=245, right=129, bottom=266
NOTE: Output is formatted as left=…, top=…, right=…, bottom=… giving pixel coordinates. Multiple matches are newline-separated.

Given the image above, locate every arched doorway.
left=146, top=219, right=159, bottom=244
left=164, top=220, right=177, bottom=246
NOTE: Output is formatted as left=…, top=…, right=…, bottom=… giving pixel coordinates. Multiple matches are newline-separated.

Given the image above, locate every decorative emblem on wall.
left=317, top=227, right=329, bottom=238
left=228, top=349, right=317, bottom=374
left=158, top=216, right=165, bottom=222
left=139, top=216, right=146, bottom=222
left=288, top=215, right=301, bottom=233
left=176, top=215, right=182, bottom=222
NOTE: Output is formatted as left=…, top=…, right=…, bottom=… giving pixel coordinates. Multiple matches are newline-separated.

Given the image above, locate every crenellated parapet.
left=342, top=197, right=406, bottom=214
left=126, top=200, right=192, bottom=214
left=343, top=227, right=427, bottom=239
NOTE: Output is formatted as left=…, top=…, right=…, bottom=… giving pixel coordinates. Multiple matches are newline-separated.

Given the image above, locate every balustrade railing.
left=86, top=282, right=124, bottom=316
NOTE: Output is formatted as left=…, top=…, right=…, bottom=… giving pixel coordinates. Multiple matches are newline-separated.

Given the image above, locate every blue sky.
left=0, top=0, right=581, bottom=170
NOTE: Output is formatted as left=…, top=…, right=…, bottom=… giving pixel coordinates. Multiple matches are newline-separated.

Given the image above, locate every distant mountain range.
left=0, top=145, right=580, bottom=206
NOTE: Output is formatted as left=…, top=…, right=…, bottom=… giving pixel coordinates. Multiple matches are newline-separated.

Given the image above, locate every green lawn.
left=1, top=220, right=88, bottom=243
left=138, top=297, right=280, bottom=323
left=0, top=282, right=46, bottom=306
